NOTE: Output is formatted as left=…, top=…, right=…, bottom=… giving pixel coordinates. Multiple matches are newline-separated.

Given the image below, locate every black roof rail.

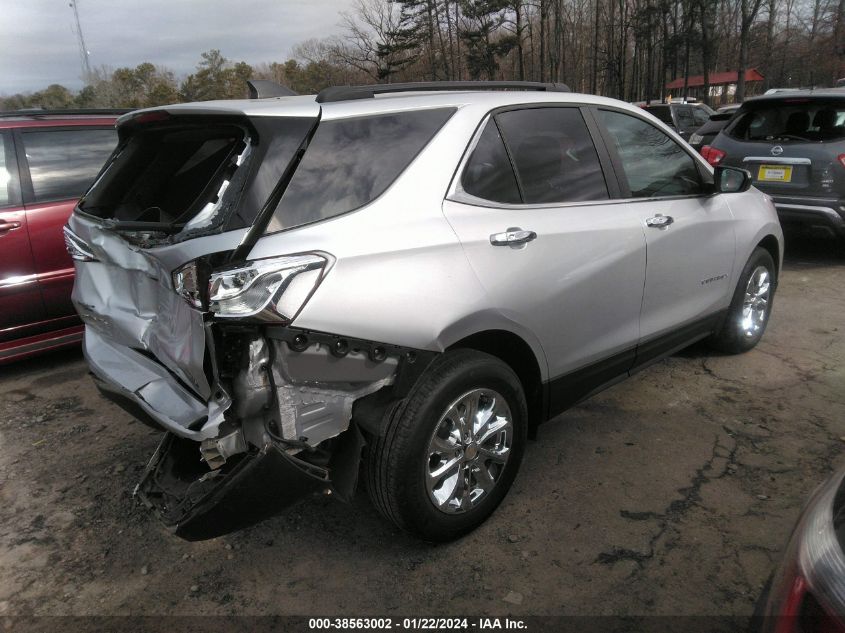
left=0, top=108, right=132, bottom=118
left=247, top=79, right=297, bottom=99
left=316, top=81, right=571, bottom=104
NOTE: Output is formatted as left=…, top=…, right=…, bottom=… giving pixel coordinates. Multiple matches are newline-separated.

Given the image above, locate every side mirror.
left=714, top=166, right=752, bottom=193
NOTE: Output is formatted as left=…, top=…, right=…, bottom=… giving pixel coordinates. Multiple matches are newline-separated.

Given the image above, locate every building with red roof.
left=665, top=68, right=765, bottom=103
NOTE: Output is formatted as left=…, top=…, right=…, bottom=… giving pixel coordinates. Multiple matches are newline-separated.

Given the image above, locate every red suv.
left=0, top=109, right=121, bottom=363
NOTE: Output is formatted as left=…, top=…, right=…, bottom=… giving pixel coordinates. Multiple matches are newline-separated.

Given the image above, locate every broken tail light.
left=206, top=253, right=330, bottom=322
left=63, top=226, right=97, bottom=262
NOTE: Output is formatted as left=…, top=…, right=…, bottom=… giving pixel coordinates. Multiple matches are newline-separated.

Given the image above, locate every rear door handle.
left=645, top=214, right=674, bottom=228
left=0, top=220, right=22, bottom=235
left=490, top=228, right=537, bottom=247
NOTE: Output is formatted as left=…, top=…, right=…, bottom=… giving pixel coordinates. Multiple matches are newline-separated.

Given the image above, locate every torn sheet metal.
left=269, top=339, right=397, bottom=447
left=85, top=328, right=226, bottom=440
left=70, top=220, right=211, bottom=400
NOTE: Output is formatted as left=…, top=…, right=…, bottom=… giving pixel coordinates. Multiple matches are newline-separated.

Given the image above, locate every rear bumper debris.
left=135, top=433, right=329, bottom=541
left=87, top=320, right=436, bottom=538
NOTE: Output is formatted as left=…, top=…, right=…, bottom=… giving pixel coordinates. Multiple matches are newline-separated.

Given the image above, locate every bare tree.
left=736, top=0, right=764, bottom=101
left=332, top=0, right=411, bottom=81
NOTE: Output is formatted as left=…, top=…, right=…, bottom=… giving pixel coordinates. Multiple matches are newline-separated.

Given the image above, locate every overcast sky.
left=0, top=0, right=356, bottom=95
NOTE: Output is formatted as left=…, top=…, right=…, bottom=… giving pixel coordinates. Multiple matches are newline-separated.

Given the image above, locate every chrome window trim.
left=449, top=116, right=713, bottom=211
left=448, top=189, right=715, bottom=210
left=447, top=109, right=622, bottom=210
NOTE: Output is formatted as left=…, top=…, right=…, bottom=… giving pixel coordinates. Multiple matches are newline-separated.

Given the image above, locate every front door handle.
left=0, top=220, right=22, bottom=235
left=645, top=214, right=674, bottom=228
left=490, top=228, right=537, bottom=247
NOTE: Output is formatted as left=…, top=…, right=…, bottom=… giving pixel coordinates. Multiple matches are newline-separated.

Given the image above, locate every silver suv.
left=65, top=81, right=783, bottom=541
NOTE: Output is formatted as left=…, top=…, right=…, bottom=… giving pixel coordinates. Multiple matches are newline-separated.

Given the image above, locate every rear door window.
left=461, top=118, right=521, bottom=204
left=646, top=105, right=674, bottom=126
left=21, top=128, right=117, bottom=203
left=266, top=108, right=455, bottom=233
left=598, top=109, right=703, bottom=198
left=692, top=107, right=711, bottom=126
left=675, top=106, right=697, bottom=132
left=495, top=107, right=609, bottom=204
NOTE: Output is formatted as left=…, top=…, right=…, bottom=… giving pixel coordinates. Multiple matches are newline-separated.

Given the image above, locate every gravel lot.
left=1, top=230, right=843, bottom=620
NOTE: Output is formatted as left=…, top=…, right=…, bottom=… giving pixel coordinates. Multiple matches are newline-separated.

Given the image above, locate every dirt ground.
left=1, top=230, right=844, bottom=621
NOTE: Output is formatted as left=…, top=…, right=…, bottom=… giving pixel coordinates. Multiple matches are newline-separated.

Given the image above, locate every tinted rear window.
left=461, top=118, right=521, bottom=204
left=496, top=107, right=609, bottom=203
left=729, top=100, right=845, bottom=141
left=22, top=128, right=117, bottom=203
left=645, top=106, right=673, bottom=125
left=266, top=108, right=455, bottom=233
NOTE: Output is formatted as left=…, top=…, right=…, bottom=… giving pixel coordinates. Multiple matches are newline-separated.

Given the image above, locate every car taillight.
left=131, top=111, right=171, bottom=125
left=207, top=253, right=331, bottom=322
left=773, top=574, right=807, bottom=633
left=770, top=574, right=845, bottom=633
left=836, top=154, right=845, bottom=169
left=63, top=226, right=97, bottom=262
left=701, top=145, right=726, bottom=166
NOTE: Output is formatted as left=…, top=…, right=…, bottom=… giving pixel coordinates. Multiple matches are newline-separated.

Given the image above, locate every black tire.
left=708, top=247, right=776, bottom=354
left=365, top=349, right=527, bottom=542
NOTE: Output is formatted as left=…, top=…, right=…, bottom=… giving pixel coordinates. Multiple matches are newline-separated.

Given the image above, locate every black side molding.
left=316, top=81, right=571, bottom=104
left=246, top=79, right=297, bottom=99
left=542, top=310, right=726, bottom=421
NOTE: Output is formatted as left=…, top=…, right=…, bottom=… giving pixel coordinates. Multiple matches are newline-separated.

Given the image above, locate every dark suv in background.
left=688, top=104, right=741, bottom=152
left=641, top=101, right=714, bottom=141
left=0, top=110, right=121, bottom=363
left=702, top=90, right=845, bottom=238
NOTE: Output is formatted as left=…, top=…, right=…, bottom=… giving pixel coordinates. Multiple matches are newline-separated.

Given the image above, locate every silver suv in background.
left=65, top=82, right=783, bottom=542
left=702, top=90, right=845, bottom=238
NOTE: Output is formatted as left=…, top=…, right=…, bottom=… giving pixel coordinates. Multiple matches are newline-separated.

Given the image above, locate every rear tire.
left=708, top=247, right=776, bottom=354
left=365, top=349, right=527, bottom=542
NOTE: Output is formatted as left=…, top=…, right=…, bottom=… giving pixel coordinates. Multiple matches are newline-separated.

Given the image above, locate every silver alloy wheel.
left=424, top=388, right=513, bottom=514
left=740, top=265, right=771, bottom=339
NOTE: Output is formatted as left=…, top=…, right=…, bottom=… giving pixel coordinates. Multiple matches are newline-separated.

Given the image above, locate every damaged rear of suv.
left=68, top=82, right=782, bottom=542
left=67, top=92, right=479, bottom=541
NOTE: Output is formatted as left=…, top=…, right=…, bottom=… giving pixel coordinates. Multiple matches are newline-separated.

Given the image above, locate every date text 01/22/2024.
left=308, top=618, right=528, bottom=630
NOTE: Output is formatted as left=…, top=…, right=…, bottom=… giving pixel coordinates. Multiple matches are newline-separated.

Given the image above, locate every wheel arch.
left=756, top=234, right=781, bottom=278
left=446, top=329, right=546, bottom=437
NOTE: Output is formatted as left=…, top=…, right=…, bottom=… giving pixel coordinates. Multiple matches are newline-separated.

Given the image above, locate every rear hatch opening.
left=76, top=111, right=318, bottom=248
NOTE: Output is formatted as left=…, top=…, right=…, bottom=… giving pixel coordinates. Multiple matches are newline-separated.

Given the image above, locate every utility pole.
left=69, top=0, right=93, bottom=80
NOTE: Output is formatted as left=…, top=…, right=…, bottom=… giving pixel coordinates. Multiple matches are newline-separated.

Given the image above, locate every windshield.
left=728, top=100, right=845, bottom=142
